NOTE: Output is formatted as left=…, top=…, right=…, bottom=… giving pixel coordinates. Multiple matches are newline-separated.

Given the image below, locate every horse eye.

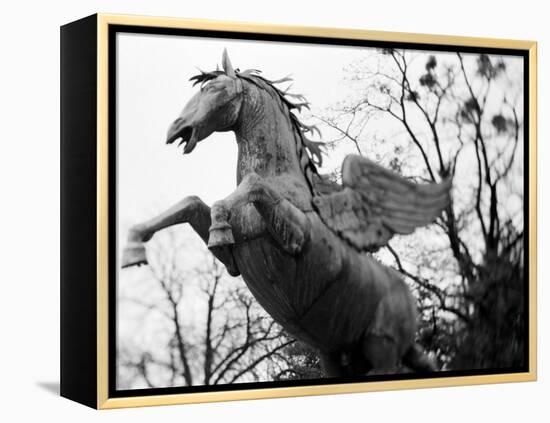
left=202, top=82, right=217, bottom=91
left=208, top=83, right=225, bottom=93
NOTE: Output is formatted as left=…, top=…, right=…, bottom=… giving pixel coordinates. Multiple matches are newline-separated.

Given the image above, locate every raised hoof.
left=121, top=242, right=148, bottom=268
left=208, top=222, right=235, bottom=249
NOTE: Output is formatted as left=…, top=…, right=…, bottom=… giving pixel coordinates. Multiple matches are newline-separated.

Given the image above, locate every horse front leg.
left=121, top=195, right=240, bottom=276
left=209, top=173, right=310, bottom=255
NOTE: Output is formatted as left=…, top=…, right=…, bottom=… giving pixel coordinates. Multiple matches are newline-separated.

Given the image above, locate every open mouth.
left=166, top=125, right=197, bottom=154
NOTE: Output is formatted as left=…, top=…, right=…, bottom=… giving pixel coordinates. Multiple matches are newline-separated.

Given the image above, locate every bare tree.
left=314, top=49, right=525, bottom=369
left=118, top=228, right=295, bottom=389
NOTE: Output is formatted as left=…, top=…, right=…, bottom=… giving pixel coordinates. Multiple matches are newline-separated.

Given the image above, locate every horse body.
left=231, top=211, right=416, bottom=355
left=123, top=50, right=441, bottom=376
left=225, top=79, right=417, bottom=362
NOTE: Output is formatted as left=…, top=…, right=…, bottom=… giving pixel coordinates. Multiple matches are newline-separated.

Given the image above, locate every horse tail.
left=402, top=344, right=437, bottom=373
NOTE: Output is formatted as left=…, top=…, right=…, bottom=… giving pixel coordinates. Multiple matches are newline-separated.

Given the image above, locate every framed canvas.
left=60, top=13, right=537, bottom=409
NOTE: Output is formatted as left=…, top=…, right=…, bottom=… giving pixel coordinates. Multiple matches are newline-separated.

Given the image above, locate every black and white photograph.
left=114, top=28, right=528, bottom=393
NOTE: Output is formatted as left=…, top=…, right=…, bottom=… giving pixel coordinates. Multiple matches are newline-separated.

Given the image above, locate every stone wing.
left=313, top=155, right=452, bottom=252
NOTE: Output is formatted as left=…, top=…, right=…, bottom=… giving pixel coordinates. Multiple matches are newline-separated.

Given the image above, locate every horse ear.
left=222, top=48, right=236, bottom=77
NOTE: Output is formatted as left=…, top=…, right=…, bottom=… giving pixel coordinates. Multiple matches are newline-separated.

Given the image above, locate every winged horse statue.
left=122, top=50, right=451, bottom=377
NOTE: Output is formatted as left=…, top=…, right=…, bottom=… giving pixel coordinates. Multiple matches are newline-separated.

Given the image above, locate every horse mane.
left=190, top=68, right=328, bottom=195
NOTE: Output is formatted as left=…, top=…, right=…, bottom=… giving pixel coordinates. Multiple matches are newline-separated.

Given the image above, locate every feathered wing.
left=313, top=155, right=452, bottom=252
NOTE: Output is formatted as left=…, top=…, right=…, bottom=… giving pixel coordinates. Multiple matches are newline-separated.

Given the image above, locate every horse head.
left=166, top=49, right=243, bottom=154
left=166, top=48, right=326, bottom=195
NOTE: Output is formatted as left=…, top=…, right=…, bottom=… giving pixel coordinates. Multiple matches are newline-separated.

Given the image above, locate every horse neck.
left=233, top=82, right=308, bottom=187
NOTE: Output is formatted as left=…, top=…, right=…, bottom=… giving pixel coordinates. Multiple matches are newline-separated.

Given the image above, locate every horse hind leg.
left=361, top=333, right=400, bottom=375
left=121, top=195, right=240, bottom=276
left=402, top=344, right=437, bottom=373
left=320, top=348, right=373, bottom=377
left=209, top=173, right=310, bottom=255
left=360, top=286, right=417, bottom=375
left=319, top=351, right=347, bottom=378
left=361, top=335, right=436, bottom=375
